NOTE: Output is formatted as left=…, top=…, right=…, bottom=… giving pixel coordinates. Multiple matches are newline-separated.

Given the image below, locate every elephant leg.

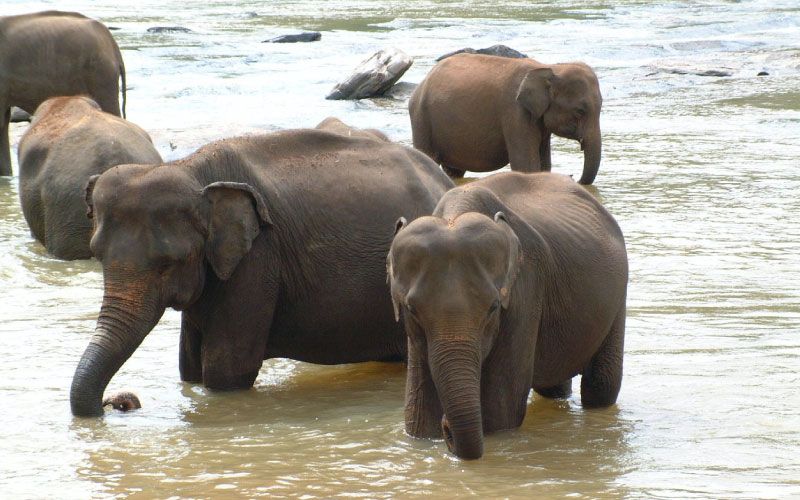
left=199, top=269, right=278, bottom=390
left=1, top=106, right=11, bottom=176
left=504, top=114, right=542, bottom=173
left=441, top=164, right=465, bottom=179
left=404, top=338, right=444, bottom=439
left=480, top=317, right=537, bottom=434
left=580, top=306, right=625, bottom=407
left=534, top=378, right=572, bottom=399
left=179, top=314, right=203, bottom=383
left=539, top=132, right=552, bottom=172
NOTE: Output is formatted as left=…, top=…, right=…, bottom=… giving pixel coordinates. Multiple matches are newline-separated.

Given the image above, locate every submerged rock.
left=437, top=44, right=528, bottom=62
left=326, top=48, right=413, bottom=100
left=10, top=107, right=31, bottom=123
left=146, top=26, right=192, bottom=34
left=265, top=32, right=321, bottom=43
left=649, top=61, right=734, bottom=78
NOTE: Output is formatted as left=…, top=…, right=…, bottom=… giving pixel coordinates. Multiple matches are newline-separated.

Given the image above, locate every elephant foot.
left=102, top=391, right=142, bottom=412
left=441, top=165, right=465, bottom=179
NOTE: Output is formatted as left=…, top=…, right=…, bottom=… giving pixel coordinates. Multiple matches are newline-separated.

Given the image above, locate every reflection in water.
left=1, top=0, right=800, bottom=498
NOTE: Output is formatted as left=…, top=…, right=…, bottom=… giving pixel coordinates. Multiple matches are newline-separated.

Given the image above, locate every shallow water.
left=1, top=1, right=799, bottom=498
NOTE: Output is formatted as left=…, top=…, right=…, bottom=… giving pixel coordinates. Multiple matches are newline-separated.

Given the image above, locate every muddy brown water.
left=1, top=1, right=799, bottom=498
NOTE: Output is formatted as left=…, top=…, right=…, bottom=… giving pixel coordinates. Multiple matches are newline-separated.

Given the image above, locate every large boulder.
left=326, top=48, right=413, bottom=100
left=436, top=44, right=528, bottom=62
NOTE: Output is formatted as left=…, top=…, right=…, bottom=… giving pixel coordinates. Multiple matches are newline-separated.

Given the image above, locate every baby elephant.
left=18, top=96, right=162, bottom=260
left=388, top=172, right=628, bottom=459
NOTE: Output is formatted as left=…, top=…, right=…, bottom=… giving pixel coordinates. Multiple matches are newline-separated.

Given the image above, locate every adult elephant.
left=388, top=172, right=628, bottom=459
left=0, top=10, right=126, bottom=176
left=409, top=53, right=603, bottom=184
left=315, top=116, right=390, bottom=142
left=17, top=96, right=161, bottom=260
left=70, top=123, right=454, bottom=417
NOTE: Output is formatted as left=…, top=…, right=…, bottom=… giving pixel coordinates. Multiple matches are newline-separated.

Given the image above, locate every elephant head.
left=516, top=63, right=603, bottom=184
left=388, top=211, right=521, bottom=459
left=70, top=164, right=272, bottom=417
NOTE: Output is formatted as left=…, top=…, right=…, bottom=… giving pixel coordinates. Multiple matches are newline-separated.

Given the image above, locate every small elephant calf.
left=388, top=172, right=628, bottom=459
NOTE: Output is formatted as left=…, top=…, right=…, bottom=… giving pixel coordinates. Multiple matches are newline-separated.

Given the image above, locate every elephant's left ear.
left=202, top=182, right=273, bottom=280
left=84, top=174, right=101, bottom=219
left=495, top=211, right=521, bottom=309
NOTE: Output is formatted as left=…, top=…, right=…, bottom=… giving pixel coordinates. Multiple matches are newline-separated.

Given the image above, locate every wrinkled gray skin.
left=409, top=53, right=603, bottom=184
left=70, top=125, right=454, bottom=417
left=18, top=96, right=161, bottom=260
left=0, top=10, right=127, bottom=176
left=388, top=172, right=627, bottom=459
left=315, top=116, right=390, bottom=142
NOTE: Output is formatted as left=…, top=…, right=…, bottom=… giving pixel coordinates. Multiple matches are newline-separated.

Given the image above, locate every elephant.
left=70, top=123, right=454, bottom=417
left=387, top=172, right=628, bottom=459
left=17, top=96, right=162, bottom=260
left=0, top=10, right=127, bottom=176
left=409, top=53, right=603, bottom=184
left=315, top=116, right=390, bottom=141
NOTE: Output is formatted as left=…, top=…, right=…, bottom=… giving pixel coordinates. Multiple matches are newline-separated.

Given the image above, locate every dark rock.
left=10, top=107, right=32, bottom=123
left=245, top=12, right=260, bottom=18
left=265, top=32, right=321, bottom=43
left=437, top=44, right=528, bottom=62
left=326, top=48, right=413, bottom=100
left=107, top=26, right=121, bottom=31
left=757, top=71, right=769, bottom=76
left=383, top=81, right=418, bottom=100
left=146, top=26, right=192, bottom=34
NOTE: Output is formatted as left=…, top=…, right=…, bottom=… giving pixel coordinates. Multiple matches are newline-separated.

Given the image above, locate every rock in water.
left=146, top=26, right=192, bottom=34
left=437, top=44, right=528, bottom=62
left=265, top=32, right=321, bottom=43
left=10, top=107, right=32, bottom=123
left=326, top=48, right=413, bottom=100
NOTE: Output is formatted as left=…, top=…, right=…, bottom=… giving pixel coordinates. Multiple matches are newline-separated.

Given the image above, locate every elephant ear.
left=516, top=67, right=556, bottom=120
left=85, top=174, right=101, bottom=219
left=494, top=211, right=522, bottom=309
left=387, top=218, right=410, bottom=322
left=202, top=181, right=273, bottom=280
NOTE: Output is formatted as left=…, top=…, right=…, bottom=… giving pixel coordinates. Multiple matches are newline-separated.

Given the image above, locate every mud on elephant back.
left=388, top=172, right=628, bottom=459
left=409, top=53, right=603, bottom=184
left=70, top=122, right=454, bottom=417
left=0, top=10, right=127, bottom=176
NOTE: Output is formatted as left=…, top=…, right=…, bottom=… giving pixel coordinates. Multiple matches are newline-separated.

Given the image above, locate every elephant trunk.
left=428, top=334, right=484, bottom=459
left=70, top=277, right=163, bottom=417
left=578, top=123, right=602, bottom=185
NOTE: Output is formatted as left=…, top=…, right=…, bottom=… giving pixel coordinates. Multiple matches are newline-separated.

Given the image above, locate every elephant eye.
left=576, top=108, right=587, bottom=117
left=488, top=300, right=500, bottom=315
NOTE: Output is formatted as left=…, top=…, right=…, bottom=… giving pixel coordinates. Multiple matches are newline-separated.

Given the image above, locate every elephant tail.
left=119, top=56, right=127, bottom=119
left=112, top=39, right=127, bottom=119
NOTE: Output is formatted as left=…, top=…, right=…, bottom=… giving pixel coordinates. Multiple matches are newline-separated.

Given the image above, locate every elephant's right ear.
left=85, top=175, right=101, bottom=219
left=516, top=67, right=556, bottom=120
left=202, top=182, right=273, bottom=281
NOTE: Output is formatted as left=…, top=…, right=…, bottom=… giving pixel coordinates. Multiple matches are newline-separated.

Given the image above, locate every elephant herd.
left=1, top=10, right=628, bottom=460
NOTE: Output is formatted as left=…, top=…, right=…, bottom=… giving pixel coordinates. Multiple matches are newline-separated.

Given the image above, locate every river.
left=1, top=1, right=799, bottom=498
